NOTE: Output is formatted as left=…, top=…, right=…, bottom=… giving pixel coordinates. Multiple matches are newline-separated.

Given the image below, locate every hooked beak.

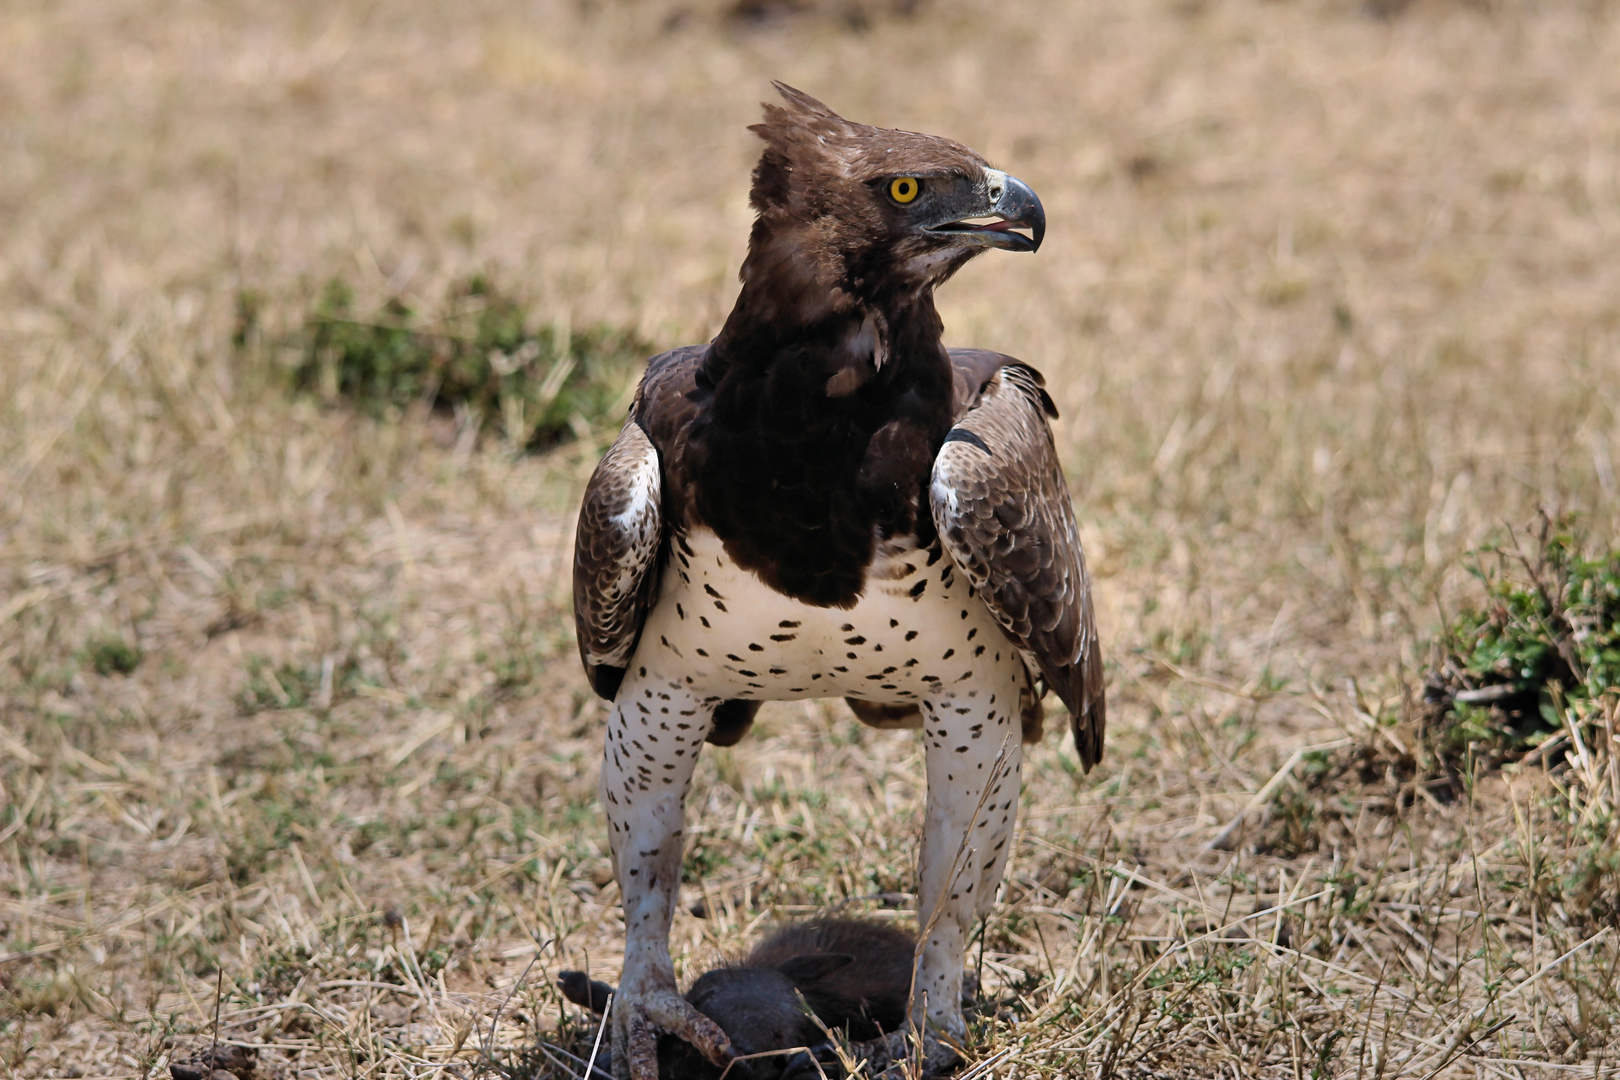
left=925, top=169, right=1045, bottom=253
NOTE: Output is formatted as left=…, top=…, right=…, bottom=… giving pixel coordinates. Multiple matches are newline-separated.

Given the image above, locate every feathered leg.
left=914, top=674, right=1025, bottom=1040
left=599, top=672, right=737, bottom=1080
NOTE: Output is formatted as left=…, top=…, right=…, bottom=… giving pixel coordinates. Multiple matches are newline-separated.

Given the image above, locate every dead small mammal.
left=559, top=917, right=918, bottom=1079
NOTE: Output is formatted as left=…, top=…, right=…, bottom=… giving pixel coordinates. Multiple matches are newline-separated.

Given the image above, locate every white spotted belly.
left=629, top=526, right=1024, bottom=704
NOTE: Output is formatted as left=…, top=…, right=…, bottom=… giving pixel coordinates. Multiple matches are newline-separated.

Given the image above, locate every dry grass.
left=5, top=0, right=1620, bottom=1077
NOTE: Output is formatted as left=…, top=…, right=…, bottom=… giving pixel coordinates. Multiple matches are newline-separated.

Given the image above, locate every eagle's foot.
left=611, top=986, right=739, bottom=1080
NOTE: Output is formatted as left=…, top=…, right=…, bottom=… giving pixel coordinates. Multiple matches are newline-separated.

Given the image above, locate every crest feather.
left=769, top=81, right=840, bottom=120
left=747, top=84, right=868, bottom=212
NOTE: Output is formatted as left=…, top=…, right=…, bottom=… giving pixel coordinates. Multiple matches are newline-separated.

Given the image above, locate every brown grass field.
left=5, top=1, right=1620, bottom=1077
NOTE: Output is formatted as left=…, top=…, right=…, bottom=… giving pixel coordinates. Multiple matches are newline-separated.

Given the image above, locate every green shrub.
left=290, top=275, right=651, bottom=448
left=1423, top=514, right=1620, bottom=764
left=84, top=634, right=142, bottom=676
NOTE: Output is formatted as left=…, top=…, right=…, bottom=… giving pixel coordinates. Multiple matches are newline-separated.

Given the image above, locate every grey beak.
left=992, top=174, right=1045, bottom=253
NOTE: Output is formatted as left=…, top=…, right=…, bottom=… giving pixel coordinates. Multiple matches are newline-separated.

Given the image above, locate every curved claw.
left=625, top=1011, right=659, bottom=1080
left=613, top=987, right=739, bottom=1080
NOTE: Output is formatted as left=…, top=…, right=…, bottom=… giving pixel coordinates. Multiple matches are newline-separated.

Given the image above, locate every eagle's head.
left=739, top=83, right=1045, bottom=307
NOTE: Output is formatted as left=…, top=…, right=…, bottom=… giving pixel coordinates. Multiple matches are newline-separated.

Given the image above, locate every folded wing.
left=573, top=420, right=663, bottom=700
left=930, top=355, right=1106, bottom=768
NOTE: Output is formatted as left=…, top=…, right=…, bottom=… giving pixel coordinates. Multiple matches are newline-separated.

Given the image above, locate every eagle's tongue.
left=941, top=218, right=1018, bottom=233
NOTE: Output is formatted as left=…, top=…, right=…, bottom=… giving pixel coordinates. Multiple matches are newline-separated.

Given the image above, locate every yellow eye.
left=889, top=176, right=921, bottom=204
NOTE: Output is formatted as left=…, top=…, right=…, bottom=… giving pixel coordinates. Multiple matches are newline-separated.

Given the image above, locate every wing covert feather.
left=573, top=421, right=663, bottom=700
left=931, top=361, right=1106, bottom=768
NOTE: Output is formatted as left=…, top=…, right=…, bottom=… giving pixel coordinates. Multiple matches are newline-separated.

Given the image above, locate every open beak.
left=926, top=170, right=1045, bottom=253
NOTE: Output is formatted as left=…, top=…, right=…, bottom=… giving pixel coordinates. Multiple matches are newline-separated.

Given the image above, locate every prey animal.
left=573, top=84, right=1105, bottom=1079
left=559, top=917, right=917, bottom=1080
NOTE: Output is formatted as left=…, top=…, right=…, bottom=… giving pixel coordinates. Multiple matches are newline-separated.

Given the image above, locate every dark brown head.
left=739, top=83, right=1045, bottom=309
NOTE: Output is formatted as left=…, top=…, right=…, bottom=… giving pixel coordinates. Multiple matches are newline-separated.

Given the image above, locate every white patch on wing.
left=611, top=454, right=659, bottom=532
left=579, top=422, right=663, bottom=670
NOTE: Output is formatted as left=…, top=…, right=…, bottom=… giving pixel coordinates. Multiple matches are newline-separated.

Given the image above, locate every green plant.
left=84, top=633, right=142, bottom=676
left=290, top=275, right=650, bottom=448
left=1423, top=514, right=1620, bottom=765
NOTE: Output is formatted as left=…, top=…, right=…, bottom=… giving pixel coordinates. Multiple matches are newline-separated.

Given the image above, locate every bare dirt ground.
left=4, top=1, right=1620, bottom=1077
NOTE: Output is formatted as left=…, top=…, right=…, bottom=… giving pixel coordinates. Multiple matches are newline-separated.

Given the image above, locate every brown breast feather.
left=930, top=357, right=1107, bottom=769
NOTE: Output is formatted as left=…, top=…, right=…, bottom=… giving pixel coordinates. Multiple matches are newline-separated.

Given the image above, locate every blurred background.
left=3, top=2, right=1620, bottom=1077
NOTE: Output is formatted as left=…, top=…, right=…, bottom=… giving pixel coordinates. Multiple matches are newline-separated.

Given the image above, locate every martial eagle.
left=572, top=84, right=1105, bottom=1078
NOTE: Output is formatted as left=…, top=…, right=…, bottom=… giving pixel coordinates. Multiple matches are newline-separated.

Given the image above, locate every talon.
left=626, top=1011, right=659, bottom=1080
left=612, top=988, right=740, bottom=1080
left=646, top=994, right=737, bottom=1069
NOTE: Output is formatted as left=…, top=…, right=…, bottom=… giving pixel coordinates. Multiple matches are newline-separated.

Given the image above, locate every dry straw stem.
left=5, top=1, right=1620, bottom=1078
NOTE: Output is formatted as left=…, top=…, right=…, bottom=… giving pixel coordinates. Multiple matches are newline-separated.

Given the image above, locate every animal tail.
left=557, top=970, right=615, bottom=1014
